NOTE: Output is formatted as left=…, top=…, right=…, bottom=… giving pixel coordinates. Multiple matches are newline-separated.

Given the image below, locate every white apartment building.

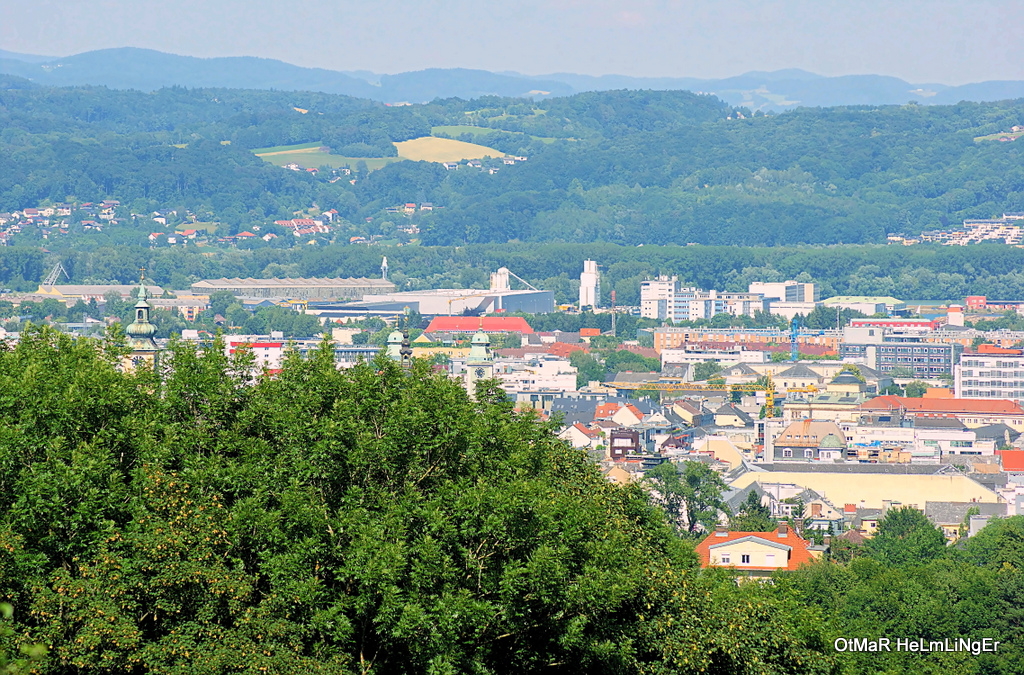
left=640, top=277, right=766, bottom=321
left=494, top=355, right=578, bottom=393
left=661, top=346, right=768, bottom=368
left=956, top=354, right=1024, bottom=404
left=640, top=276, right=676, bottom=320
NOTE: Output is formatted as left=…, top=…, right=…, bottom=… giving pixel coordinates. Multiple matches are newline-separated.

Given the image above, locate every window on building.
left=765, top=553, right=776, bottom=566
left=783, top=449, right=793, bottom=457
left=741, top=554, right=751, bottom=564
left=720, top=554, right=731, bottom=564
left=804, top=449, right=814, bottom=458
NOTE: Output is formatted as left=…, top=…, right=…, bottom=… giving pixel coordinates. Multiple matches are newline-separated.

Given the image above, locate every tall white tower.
left=579, top=260, right=600, bottom=310
left=381, top=256, right=389, bottom=281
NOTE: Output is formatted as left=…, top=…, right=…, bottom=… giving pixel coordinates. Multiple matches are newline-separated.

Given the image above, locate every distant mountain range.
left=2, top=47, right=1024, bottom=111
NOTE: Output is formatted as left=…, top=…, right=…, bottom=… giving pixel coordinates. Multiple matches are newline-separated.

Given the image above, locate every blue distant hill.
left=1, top=47, right=1022, bottom=110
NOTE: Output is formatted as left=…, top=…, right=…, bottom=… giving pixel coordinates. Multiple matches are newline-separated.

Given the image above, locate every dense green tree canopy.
left=0, top=326, right=841, bottom=674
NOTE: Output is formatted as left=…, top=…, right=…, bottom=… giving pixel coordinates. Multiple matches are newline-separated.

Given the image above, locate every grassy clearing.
left=252, top=141, right=323, bottom=155
left=431, top=125, right=558, bottom=144
left=396, top=136, right=504, bottom=162
left=259, top=151, right=401, bottom=170
left=432, top=125, right=492, bottom=137
left=974, top=131, right=1024, bottom=142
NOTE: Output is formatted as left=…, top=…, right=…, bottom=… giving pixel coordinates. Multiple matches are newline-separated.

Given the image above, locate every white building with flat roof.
left=749, top=281, right=819, bottom=303
left=580, top=260, right=600, bottom=309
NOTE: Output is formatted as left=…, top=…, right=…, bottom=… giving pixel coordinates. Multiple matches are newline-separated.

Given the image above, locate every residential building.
left=729, top=463, right=1004, bottom=510
left=771, top=420, right=847, bottom=462
left=640, top=277, right=766, bottom=321
left=640, top=276, right=676, bottom=320
left=660, top=345, right=768, bottom=368
left=653, top=327, right=841, bottom=352
left=925, top=501, right=1007, bottom=540
left=956, top=353, right=1024, bottom=406
left=782, top=372, right=871, bottom=423
left=859, top=395, right=1024, bottom=431
left=696, top=523, right=815, bottom=577
left=493, top=354, right=577, bottom=393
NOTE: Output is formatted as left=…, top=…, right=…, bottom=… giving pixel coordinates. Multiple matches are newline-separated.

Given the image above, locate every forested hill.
left=5, top=47, right=1024, bottom=110
left=1, top=78, right=1023, bottom=246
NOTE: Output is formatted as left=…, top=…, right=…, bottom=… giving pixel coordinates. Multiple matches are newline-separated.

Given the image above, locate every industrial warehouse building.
left=191, top=277, right=396, bottom=301
left=354, top=287, right=554, bottom=316
left=353, top=266, right=554, bottom=316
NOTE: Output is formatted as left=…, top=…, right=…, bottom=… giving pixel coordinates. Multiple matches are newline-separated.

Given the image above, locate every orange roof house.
left=998, top=450, right=1024, bottom=472
left=424, top=316, right=534, bottom=334
left=696, top=523, right=815, bottom=577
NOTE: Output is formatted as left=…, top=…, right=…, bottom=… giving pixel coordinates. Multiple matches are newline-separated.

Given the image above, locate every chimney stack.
left=777, top=521, right=789, bottom=537
left=715, top=524, right=728, bottom=537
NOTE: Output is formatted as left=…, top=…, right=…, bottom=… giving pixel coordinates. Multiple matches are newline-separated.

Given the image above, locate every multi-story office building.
left=956, top=353, right=1024, bottom=404
left=840, top=327, right=962, bottom=378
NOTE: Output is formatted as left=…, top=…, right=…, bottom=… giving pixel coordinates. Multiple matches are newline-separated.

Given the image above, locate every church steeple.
left=124, top=269, right=159, bottom=369
left=464, top=328, right=493, bottom=398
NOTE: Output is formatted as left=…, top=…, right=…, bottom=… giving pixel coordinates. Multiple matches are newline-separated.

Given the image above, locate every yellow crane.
left=602, top=375, right=819, bottom=417
left=447, top=292, right=491, bottom=316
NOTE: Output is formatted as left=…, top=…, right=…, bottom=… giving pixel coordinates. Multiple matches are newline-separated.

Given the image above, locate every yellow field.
left=395, top=137, right=504, bottom=162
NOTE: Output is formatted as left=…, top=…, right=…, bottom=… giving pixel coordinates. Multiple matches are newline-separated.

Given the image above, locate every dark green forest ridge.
left=1, top=75, right=1023, bottom=247
left=4, top=328, right=1024, bottom=674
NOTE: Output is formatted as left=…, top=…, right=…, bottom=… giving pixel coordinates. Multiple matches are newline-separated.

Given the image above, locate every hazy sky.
left=1, top=0, right=1021, bottom=85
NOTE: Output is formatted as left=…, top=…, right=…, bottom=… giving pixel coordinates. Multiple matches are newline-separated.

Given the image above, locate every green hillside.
left=0, top=82, right=1023, bottom=246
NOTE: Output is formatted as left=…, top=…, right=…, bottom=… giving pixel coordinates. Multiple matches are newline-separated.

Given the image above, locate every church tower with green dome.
left=124, top=272, right=159, bottom=370
left=385, top=330, right=404, bottom=361
left=464, top=329, right=493, bottom=397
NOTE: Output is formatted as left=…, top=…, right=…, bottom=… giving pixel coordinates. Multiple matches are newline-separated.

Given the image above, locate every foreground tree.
left=729, top=490, right=775, bottom=532
left=645, top=461, right=730, bottom=536
left=863, top=506, right=947, bottom=567
left=0, top=327, right=836, bottom=674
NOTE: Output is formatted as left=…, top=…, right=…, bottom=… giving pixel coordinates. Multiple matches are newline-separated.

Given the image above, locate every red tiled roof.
left=572, top=422, right=600, bottom=438
left=546, top=342, right=587, bottom=358
left=619, top=345, right=659, bottom=359
left=424, top=317, right=534, bottom=334
left=998, top=449, right=1024, bottom=472
left=594, top=402, right=622, bottom=419
left=695, top=528, right=815, bottom=572
left=861, top=396, right=1024, bottom=415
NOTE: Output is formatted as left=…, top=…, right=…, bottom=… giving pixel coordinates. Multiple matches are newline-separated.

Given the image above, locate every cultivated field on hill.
left=252, top=137, right=504, bottom=168
left=253, top=143, right=401, bottom=170
left=394, top=136, right=504, bottom=162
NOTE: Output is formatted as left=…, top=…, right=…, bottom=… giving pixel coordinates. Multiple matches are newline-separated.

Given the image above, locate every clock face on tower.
left=475, top=367, right=486, bottom=378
